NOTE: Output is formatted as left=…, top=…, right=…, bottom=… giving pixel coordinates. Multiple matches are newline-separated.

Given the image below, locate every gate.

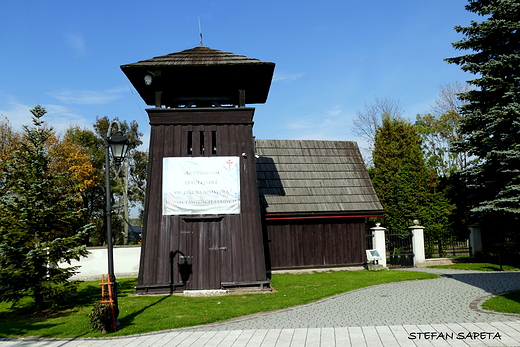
left=386, top=232, right=414, bottom=267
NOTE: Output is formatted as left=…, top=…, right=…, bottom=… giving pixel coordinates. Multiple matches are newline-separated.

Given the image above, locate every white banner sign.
left=162, top=157, right=240, bottom=215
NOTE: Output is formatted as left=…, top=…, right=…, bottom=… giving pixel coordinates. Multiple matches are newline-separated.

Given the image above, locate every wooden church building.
left=121, top=46, right=383, bottom=294
left=255, top=139, right=383, bottom=270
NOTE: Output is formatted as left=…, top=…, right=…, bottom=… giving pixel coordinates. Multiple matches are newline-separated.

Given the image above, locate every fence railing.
left=425, top=239, right=471, bottom=258
left=386, top=232, right=414, bottom=267
left=366, top=223, right=476, bottom=268
left=366, top=231, right=373, bottom=250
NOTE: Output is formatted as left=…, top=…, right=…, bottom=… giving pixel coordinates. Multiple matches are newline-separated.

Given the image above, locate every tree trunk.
left=34, top=291, right=45, bottom=311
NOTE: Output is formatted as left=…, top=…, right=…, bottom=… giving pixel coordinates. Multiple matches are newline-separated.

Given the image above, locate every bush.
left=89, top=303, right=114, bottom=333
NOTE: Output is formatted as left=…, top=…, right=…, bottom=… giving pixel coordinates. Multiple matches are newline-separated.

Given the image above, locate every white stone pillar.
left=409, top=220, right=426, bottom=267
left=468, top=225, right=482, bottom=257
left=371, top=223, right=387, bottom=268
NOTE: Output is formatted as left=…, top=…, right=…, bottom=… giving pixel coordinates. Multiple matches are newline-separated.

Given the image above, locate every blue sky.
left=0, top=1, right=478, bottom=150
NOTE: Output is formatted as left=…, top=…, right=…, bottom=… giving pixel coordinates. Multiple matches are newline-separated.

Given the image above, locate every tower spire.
left=198, top=17, right=203, bottom=46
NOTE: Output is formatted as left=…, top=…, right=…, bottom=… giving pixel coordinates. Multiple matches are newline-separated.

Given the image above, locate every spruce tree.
left=0, top=105, right=91, bottom=309
left=446, top=0, right=520, bottom=232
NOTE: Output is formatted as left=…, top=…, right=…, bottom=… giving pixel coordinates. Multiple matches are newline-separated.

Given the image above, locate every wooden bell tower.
left=121, top=46, right=275, bottom=293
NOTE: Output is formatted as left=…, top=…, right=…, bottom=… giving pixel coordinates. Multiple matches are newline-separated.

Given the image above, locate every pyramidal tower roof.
left=121, top=46, right=275, bottom=107
left=122, top=46, right=274, bottom=67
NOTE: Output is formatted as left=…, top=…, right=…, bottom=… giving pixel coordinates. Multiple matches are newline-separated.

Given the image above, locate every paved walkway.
left=2, top=268, right=520, bottom=346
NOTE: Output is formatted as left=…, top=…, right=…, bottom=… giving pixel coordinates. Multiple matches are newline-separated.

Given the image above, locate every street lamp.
left=104, top=120, right=131, bottom=325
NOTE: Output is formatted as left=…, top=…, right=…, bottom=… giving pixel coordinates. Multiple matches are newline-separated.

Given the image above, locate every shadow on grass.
left=0, top=305, right=78, bottom=338
left=117, top=295, right=169, bottom=332
left=0, top=321, right=58, bottom=338
left=500, top=290, right=520, bottom=303
left=63, top=284, right=100, bottom=308
left=0, top=285, right=98, bottom=338
left=482, top=289, right=520, bottom=315
left=0, top=279, right=139, bottom=338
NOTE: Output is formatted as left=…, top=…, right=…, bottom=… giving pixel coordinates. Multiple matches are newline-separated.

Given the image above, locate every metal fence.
left=366, top=230, right=373, bottom=250
left=425, top=238, right=471, bottom=258
left=366, top=229, right=414, bottom=267
left=366, top=227, right=472, bottom=266
left=386, top=232, right=414, bottom=267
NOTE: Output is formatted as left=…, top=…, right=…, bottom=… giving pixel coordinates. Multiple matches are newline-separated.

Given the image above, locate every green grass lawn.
left=482, top=290, right=520, bottom=315
left=427, top=263, right=520, bottom=271
left=0, top=270, right=437, bottom=338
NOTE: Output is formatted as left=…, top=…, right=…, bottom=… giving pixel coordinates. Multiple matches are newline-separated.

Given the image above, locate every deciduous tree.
left=61, top=126, right=106, bottom=245
left=415, top=82, right=473, bottom=176
left=93, top=116, right=146, bottom=245
left=0, top=117, right=20, bottom=196
left=352, top=97, right=404, bottom=162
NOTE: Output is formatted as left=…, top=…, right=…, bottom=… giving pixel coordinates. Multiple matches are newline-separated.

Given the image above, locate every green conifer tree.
left=0, top=105, right=91, bottom=309
left=371, top=114, right=453, bottom=247
left=446, top=0, right=520, bottom=234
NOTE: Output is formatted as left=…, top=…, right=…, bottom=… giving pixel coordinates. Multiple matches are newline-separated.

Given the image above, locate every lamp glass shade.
left=110, top=142, right=127, bottom=159
left=107, top=132, right=130, bottom=164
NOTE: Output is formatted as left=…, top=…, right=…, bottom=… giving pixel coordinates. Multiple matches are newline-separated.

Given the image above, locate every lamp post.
left=104, top=120, right=131, bottom=323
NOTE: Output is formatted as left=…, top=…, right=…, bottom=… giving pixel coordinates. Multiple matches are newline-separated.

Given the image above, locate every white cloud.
left=327, top=106, right=343, bottom=117
left=49, top=87, right=126, bottom=105
left=65, top=32, right=87, bottom=56
left=43, top=104, right=92, bottom=133
left=283, top=105, right=354, bottom=141
left=0, top=97, right=33, bottom=130
left=272, top=71, right=306, bottom=83
left=286, top=117, right=315, bottom=130
left=0, top=92, right=91, bottom=133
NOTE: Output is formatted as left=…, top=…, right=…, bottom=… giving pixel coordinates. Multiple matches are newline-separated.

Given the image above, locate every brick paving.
left=2, top=268, right=520, bottom=346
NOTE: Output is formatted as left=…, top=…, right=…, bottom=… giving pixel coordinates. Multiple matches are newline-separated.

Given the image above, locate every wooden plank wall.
left=136, top=108, right=267, bottom=293
left=264, top=217, right=366, bottom=269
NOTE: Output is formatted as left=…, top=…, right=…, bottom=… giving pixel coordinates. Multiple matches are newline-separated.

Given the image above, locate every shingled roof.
left=255, top=139, right=384, bottom=216
left=120, top=46, right=275, bottom=106
left=121, top=46, right=275, bottom=67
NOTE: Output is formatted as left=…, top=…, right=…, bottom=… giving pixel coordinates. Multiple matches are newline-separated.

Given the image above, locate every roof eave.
left=263, top=211, right=386, bottom=221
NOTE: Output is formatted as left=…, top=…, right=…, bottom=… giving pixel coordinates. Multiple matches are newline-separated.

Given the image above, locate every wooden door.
left=179, top=217, right=226, bottom=290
